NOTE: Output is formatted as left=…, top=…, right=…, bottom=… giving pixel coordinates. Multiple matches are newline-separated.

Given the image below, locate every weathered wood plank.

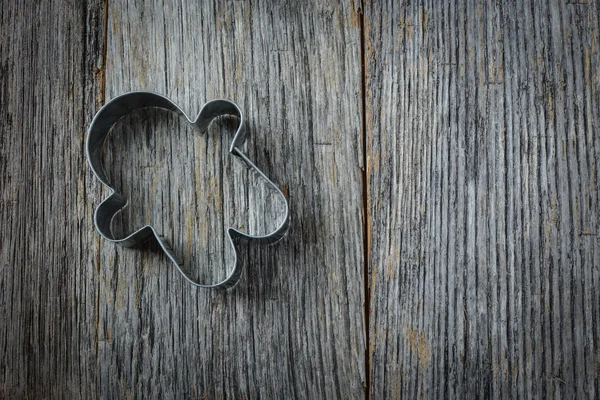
left=366, top=0, right=600, bottom=398
left=97, top=0, right=365, bottom=398
left=0, top=0, right=105, bottom=397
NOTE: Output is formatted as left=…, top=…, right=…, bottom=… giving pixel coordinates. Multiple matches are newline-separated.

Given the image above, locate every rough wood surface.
left=3, top=0, right=600, bottom=398
left=0, top=0, right=105, bottom=398
left=365, top=0, right=600, bottom=398
left=1, top=0, right=366, bottom=397
left=97, top=0, right=365, bottom=398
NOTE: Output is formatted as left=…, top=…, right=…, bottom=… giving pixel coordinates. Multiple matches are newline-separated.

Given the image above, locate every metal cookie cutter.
left=86, top=91, right=289, bottom=289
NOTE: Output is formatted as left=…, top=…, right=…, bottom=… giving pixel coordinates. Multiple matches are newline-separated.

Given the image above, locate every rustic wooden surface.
left=365, top=0, right=600, bottom=399
left=0, top=0, right=104, bottom=398
left=98, top=0, right=365, bottom=398
left=1, top=0, right=599, bottom=398
left=1, top=0, right=366, bottom=398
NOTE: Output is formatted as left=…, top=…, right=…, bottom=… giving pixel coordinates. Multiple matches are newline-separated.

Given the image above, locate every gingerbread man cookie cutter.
left=86, top=91, right=289, bottom=289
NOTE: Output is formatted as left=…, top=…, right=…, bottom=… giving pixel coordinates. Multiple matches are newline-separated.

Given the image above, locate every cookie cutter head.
left=86, top=91, right=289, bottom=289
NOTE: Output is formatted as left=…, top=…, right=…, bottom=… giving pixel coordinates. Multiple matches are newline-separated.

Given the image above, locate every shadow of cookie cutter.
left=86, top=91, right=289, bottom=289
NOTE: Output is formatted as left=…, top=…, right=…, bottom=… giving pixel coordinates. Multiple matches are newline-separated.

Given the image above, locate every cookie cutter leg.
left=86, top=91, right=289, bottom=289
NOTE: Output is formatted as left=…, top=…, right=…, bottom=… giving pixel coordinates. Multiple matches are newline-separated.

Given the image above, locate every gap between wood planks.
left=358, top=4, right=371, bottom=400
left=94, top=1, right=110, bottom=399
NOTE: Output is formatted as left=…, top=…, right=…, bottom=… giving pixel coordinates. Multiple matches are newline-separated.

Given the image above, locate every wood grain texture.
left=4, top=0, right=600, bottom=398
left=97, top=0, right=365, bottom=398
left=0, top=0, right=105, bottom=398
left=365, top=0, right=600, bottom=398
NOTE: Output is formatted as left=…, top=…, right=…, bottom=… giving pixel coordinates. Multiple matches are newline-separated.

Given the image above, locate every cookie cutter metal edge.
left=86, top=91, right=289, bottom=289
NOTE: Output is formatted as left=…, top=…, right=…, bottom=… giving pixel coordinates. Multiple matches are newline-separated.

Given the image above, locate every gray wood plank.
left=96, top=0, right=365, bottom=398
left=366, top=0, right=600, bottom=398
left=0, top=0, right=106, bottom=398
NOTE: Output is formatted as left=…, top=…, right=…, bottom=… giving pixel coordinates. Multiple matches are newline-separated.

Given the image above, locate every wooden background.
left=1, top=0, right=599, bottom=398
